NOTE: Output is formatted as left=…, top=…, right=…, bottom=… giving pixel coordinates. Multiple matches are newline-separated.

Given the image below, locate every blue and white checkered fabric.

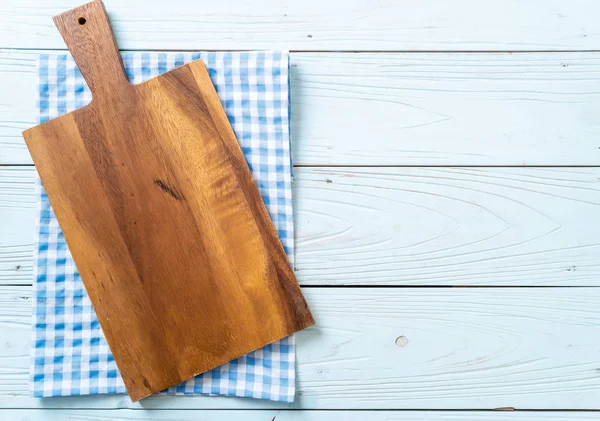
left=31, top=52, right=296, bottom=402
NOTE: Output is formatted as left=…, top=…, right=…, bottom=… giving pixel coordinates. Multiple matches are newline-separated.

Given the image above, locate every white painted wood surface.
left=2, top=167, right=599, bottom=286
left=2, top=50, right=600, bottom=165
left=4, top=410, right=600, bottom=420
left=0, top=0, right=598, bottom=51
left=1, top=0, right=598, bottom=418
left=3, top=286, right=600, bottom=410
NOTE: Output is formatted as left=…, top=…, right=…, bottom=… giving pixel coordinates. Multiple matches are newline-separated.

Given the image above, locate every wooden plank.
left=0, top=50, right=37, bottom=165
left=294, top=167, right=600, bottom=286
left=290, top=52, right=600, bottom=166
left=0, top=167, right=35, bottom=284
left=2, top=286, right=600, bottom=409
left=2, top=166, right=599, bottom=286
left=3, top=409, right=600, bottom=420
left=2, top=50, right=600, bottom=166
left=0, top=0, right=598, bottom=51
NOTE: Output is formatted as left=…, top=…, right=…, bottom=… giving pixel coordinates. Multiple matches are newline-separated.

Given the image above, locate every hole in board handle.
left=78, top=17, right=86, bottom=25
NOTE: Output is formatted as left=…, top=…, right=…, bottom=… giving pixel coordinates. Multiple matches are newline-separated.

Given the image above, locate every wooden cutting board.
left=22, top=0, right=314, bottom=402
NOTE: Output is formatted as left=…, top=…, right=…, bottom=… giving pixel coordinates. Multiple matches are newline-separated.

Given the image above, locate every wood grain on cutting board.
left=21, top=0, right=313, bottom=402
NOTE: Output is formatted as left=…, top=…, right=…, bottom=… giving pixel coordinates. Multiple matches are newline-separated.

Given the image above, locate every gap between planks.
left=7, top=49, right=600, bottom=53
left=3, top=164, right=600, bottom=168
left=5, top=408, right=600, bottom=412
left=2, top=284, right=600, bottom=289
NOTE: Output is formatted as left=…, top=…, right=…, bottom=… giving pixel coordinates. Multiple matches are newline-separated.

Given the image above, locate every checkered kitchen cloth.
left=31, top=52, right=296, bottom=402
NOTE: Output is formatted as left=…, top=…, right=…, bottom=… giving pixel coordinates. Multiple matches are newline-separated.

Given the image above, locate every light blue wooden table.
left=1, top=0, right=600, bottom=419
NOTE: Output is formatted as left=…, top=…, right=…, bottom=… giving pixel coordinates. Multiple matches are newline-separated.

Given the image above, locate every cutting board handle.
left=53, top=0, right=129, bottom=98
